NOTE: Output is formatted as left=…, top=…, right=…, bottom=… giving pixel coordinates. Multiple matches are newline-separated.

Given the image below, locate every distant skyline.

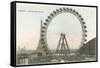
left=16, top=3, right=96, bottom=50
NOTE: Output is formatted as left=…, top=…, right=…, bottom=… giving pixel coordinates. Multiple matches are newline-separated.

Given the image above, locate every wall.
left=0, top=0, right=99, bottom=68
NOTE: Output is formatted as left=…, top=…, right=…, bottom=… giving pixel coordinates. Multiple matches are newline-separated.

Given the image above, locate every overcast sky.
left=16, top=3, right=96, bottom=50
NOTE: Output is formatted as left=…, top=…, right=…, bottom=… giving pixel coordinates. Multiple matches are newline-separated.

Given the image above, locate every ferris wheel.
left=36, top=7, right=87, bottom=58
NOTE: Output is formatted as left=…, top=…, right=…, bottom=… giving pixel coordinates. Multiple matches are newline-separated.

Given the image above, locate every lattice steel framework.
left=55, top=33, right=71, bottom=56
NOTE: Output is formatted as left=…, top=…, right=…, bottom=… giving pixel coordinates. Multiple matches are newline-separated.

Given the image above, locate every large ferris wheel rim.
left=41, top=7, right=87, bottom=48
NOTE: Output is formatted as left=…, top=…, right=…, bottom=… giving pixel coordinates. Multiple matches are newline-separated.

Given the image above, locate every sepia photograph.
left=11, top=1, right=97, bottom=66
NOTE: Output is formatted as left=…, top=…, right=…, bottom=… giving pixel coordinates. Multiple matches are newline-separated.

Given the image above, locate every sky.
left=16, top=3, right=96, bottom=50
